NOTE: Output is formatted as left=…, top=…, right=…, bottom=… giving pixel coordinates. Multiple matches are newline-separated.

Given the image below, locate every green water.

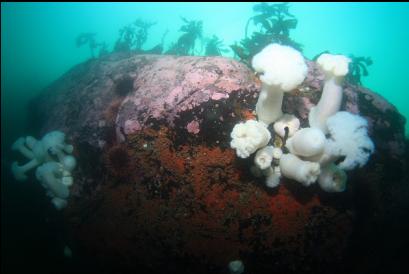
left=1, top=3, right=409, bottom=274
left=2, top=2, right=409, bottom=152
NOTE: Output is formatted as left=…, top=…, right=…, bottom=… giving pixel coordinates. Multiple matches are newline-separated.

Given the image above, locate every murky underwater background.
left=1, top=2, right=409, bottom=274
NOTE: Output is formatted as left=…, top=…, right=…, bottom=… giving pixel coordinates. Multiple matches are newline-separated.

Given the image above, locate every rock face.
left=30, top=53, right=408, bottom=274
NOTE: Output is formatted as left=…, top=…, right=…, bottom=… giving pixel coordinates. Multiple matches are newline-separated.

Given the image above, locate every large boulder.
left=29, top=53, right=408, bottom=274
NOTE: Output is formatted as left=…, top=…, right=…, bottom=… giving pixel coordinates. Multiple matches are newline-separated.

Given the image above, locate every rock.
left=29, top=53, right=408, bottom=274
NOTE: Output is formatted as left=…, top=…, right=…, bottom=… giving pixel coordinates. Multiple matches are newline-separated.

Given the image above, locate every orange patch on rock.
left=153, top=128, right=186, bottom=175
left=268, top=185, right=320, bottom=238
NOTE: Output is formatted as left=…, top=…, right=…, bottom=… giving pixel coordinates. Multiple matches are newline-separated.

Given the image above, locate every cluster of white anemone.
left=11, top=131, right=76, bottom=209
left=230, top=44, right=374, bottom=192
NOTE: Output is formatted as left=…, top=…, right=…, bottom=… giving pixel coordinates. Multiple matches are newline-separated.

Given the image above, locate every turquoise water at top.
left=2, top=2, right=409, bottom=151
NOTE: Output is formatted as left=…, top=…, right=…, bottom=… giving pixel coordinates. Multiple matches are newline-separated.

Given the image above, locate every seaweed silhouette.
left=98, top=42, right=109, bottom=57
left=114, top=19, right=156, bottom=53
left=245, top=2, right=296, bottom=39
left=76, top=33, right=105, bottom=58
left=347, top=55, right=373, bottom=85
left=166, top=17, right=203, bottom=56
left=231, top=2, right=302, bottom=66
left=205, top=35, right=229, bottom=56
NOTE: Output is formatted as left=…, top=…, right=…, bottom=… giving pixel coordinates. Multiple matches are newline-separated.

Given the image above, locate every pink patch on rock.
left=124, top=119, right=142, bottom=134
left=297, top=97, right=315, bottom=120
left=117, top=56, right=258, bottom=130
left=186, top=120, right=200, bottom=134
left=165, top=86, right=184, bottom=105
left=211, top=93, right=229, bottom=100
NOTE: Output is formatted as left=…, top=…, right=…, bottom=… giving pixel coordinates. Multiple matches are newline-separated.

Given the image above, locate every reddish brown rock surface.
left=30, top=53, right=408, bottom=274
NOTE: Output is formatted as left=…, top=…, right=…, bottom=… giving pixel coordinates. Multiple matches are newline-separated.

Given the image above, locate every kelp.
left=76, top=33, right=106, bottom=58
left=205, top=35, right=229, bottom=56
left=113, top=19, right=157, bottom=53
left=166, top=17, right=203, bottom=56
left=232, top=2, right=302, bottom=66
left=347, top=55, right=373, bottom=85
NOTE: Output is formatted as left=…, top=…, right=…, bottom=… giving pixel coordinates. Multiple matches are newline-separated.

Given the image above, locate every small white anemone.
left=263, top=166, right=281, bottom=188
left=318, top=164, right=347, bottom=192
left=35, top=162, right=69, bottom=199
left=254, top=146, right=283, bottom=188
left=273, top=114, right=300, bottom=138
left=12, top=137, right=35, bottom=159
left=286, top=127, right=326, bottom=157
left=228, top=260, right=244, bottom=274
left=254, top=146, right=274, bottom=170
left=230, top=120, right=271, bottom=159
left=280, top=153, right=321, bottom=186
